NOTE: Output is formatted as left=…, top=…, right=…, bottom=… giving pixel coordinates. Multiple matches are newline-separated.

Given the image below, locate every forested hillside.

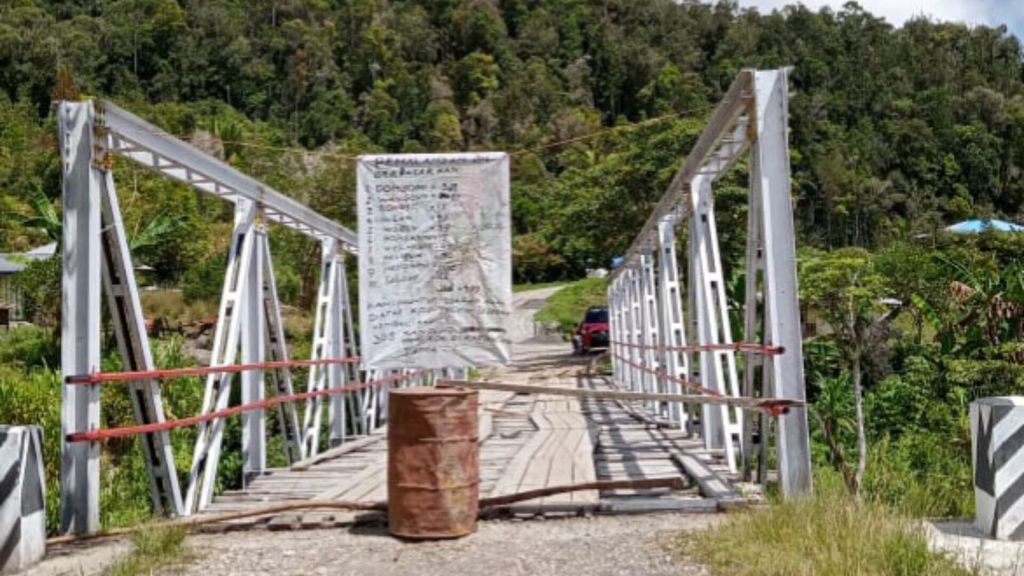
left=3, top=0, right=1024, bottom=281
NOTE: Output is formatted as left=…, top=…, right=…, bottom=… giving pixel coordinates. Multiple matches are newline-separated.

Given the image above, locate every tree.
left=801, top=248, right=893, bottom=493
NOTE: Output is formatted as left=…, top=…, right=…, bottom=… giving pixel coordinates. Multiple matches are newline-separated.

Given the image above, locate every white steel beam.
left=184, top=200, right=258, bottom=512
left=752, top=69, right=812, bottom=497
left=656, top=219, right=690, bottom=430
left=627, top=268, right=643, bottom=393
left=301, top=238, right=341, bottom=456
left=639, top=252, right=661, bottom=413
left=610, top=70, right=754, bottom=279
left=94, top=100, right=357, bottom=251
left=97, top=157, right=183, bottom=517
left=689, top=175, right=742, bottom=472
left=241, top=207, right=267, bottom=480
left=260, top=235, right=303, bottom=464
left=58, top=102, right=102, bottom=534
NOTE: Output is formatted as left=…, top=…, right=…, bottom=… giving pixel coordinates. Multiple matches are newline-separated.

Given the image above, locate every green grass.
left=512, top=280, right=570, bottom=293
left=679, top=473, right=976, bottom=576
left=106, top=522, right=190, bottom=576
left=534, top=277, right=608, bottom=334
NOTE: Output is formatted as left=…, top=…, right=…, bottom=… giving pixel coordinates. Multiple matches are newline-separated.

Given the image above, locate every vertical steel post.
left=301, top=238, right=340, bottom=456
left=326, top=252, right=346, bottom=447
left=615, top=278, right=628, bottom=386
left=185, top=199, right=257, bottom=512
left=608, top=282, right=621, bottom=383
left=259, top=234, right=303, bottom=464
left=656, top=219, right=690, bottom=430
left=240, top=206, right=267, bottom=480
left=752, top=69, right=812, bottom=497
left=58, top=102, right=102, bottom=534
left=639, top=252, right=661, bottom=413
left=627, top=268, right=643, bottom=392
left=690, top=175, right=742, bottom=472
left=95, top=146, right=183, bottom=517
left=339, top=258, right=365, bottom=433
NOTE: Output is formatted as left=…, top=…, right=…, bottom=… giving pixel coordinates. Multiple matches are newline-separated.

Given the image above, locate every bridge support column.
left=259, top=236, right=303, bottom=465
left=240, top=204, right=267, bottom=480
left=185, top=199, right=259, bottom=512
left=689, top=175, right=742, bottom=473
left=608, top=280, right=624, bottom=385
left=627, top=268, right=643, bottom=393
left=95, top=143, right=183, bottom=517
left=656, top=219, right=690, bottom=431
left=59, top=102, right=102, bottom=534
left=301, top=239, right=353, bottom=455
left=750, top=69, right=812, bottom=497
left=638, top=252, right=661, bottom=414
left=337, top=260, right=365, bottom=433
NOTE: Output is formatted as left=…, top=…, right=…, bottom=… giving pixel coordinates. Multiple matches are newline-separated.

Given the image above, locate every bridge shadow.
left=577, top=374, right=680, bottom=500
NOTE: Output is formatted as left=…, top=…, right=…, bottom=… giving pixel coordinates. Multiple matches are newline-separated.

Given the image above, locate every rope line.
left=66, top=369, right=427, bottom=443
left=107, top=103, right=716, bottom=163
left=610, top=352, right=794, bottom=416
left=65, top=356, right=363, bottom=385
left=609, top=340, right=784, bottom=355
left=610, top=351, right=722, bottom=397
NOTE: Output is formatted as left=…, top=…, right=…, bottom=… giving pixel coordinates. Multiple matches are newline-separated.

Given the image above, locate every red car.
left=572, top=306, right=609, bottom=354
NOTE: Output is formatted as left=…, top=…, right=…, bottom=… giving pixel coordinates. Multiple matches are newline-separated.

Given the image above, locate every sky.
left=734, top=1, right=1024, bottom=39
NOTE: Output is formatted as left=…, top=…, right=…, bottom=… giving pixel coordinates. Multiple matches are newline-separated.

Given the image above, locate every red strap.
left=65, top=356, right=362, bottom=385
left=66, top=369, right=426, bottom=443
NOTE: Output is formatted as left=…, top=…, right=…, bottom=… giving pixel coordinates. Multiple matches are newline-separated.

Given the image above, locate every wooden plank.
left=289, top=433, right=386, bottom=471
left=490, top=414, right=550, bottom=497
left=671, top=452, right=742, bottom=502
left=312, top=459, right=387, bottom=501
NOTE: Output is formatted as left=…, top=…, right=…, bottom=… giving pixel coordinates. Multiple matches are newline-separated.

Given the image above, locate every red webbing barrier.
left=610, top=351, right=721, bottom=397
left=609, top=340, right=784, bottom=355
left=65, top=356, right=363, bottom=385
left=610, top=352, right=794, bottom=416
left=66, top=369, right=427, bottom=443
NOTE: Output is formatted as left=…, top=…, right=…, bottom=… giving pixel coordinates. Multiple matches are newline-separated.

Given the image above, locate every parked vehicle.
left=572, top=306, right=609, bottom=354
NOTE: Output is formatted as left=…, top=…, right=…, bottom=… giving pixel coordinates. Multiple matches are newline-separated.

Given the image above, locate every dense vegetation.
left=685, top=470, right=976, bottom=575
left=4, top=1, right=1024, bottom=277
left=1, top=0, right=1024, bottom=543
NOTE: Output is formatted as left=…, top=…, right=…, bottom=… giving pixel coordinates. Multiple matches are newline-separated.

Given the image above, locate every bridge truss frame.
left=607, top=68, right=812, bottom=497
left=58, top=100, right=365, bottom=533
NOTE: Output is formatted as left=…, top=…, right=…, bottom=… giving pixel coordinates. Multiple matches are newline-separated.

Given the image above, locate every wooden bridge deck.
left=200, top=345, right=742, bottom=530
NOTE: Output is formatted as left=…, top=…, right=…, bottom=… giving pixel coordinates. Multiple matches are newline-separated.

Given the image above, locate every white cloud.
left=733, top=0, right=1024, bottom=35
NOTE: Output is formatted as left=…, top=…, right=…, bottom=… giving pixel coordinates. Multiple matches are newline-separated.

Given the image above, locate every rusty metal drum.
left=388, top=387, right=479, bottom=539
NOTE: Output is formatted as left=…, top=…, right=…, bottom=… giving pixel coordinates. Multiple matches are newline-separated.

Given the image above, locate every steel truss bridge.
left=55, top=68, right=809, bottom=535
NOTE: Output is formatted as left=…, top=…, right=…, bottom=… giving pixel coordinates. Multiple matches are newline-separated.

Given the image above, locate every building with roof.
left=945, top=219, right=1024, bottom=234
left=0, top=242, right=56, bottom=322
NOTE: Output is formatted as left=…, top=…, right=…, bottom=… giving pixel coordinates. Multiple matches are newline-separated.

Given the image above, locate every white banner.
left=357, top=153, right=512, bottom=369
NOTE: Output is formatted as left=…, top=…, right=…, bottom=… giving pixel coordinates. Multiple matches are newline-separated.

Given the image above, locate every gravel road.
left=176, top=513, right=718, bottom=576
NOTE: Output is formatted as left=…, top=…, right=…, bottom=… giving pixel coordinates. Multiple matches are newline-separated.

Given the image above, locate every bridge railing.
left=606, top=68, right=812, bottom=498
left=56, top=101, right=464, bottom=534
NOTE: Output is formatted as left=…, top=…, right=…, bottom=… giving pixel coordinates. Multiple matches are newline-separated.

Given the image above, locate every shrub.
left=15, top=256, right=60, bottom=326
left=0, top=325, right=58, bottom=369
left=683, top=470, right=975, bottom=576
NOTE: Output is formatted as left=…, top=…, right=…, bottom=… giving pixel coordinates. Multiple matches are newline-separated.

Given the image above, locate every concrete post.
left=0, top=426, right=45, bottom=574
left=973, top=397, right=1024, bottom=540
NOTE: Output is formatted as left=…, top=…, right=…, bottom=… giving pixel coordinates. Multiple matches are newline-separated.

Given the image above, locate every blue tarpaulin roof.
left=945, top=219, right=1024, bottom=234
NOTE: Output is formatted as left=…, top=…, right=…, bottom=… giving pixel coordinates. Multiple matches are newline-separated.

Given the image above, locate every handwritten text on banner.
left=357, top=153, right=512, bottom=369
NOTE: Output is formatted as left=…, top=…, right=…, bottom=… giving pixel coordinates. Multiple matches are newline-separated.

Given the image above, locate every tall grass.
left=105, top=522, right=190, bottom=576
left=682, top=472, right=977, bottom=576
left=534, top=277, right=608, bottom=333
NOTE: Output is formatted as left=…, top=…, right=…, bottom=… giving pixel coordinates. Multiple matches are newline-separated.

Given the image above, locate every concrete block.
left=0, top=426, right=45, bottom=574
left=973, top=398, right=1024, bottom=540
